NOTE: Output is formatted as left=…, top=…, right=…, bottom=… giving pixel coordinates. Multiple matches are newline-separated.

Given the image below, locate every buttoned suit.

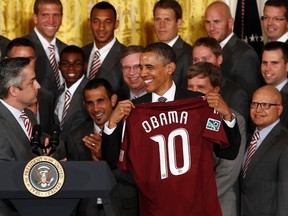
left=54, top=77, right=90, bottom=142
left=0, top=35, right=10, bottom=59
left=172, top=37, right=192, bottom=89
left=214, top=110, right=246, bottom=216
left=240, top=122, right=288, bottom=216
left=24, top=30, right=67, bottom=97
left=82, top=40, right=125, bottom=91
left=221, top=34, right=261, bottom=98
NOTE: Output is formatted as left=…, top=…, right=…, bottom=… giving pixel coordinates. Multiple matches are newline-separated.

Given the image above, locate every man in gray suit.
left=261, top=41, right=288, bottom=127
left=187, top=62, right=246, bottom=216
left=82, top=1, right=125, bottom=91
left=153, top=0, right=192, bottom=89
left=24, top=0, right=67, bottom=97
left=205, top=1, right=261, bottom=99
left=240, top=85, right=288, bottom=216
left=0, top=58, right=40, bottom=215
left=261, top=0, right=288, bottom=43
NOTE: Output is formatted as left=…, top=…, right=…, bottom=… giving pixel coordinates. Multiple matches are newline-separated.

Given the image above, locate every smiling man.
left=82, top=1, right=125, bottom=90
left=54, top=45, right=89, bottom=141
left=262, top=0, right=288, bottom=42
left=24, top=0, right=67, bottom=97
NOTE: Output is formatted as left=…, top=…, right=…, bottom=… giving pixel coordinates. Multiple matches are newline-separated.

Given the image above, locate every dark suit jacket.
left=38, top=87, right=55, bottom=134
left=82, top=39, right=126, bottom=91
left=240, top=123, right=288, bottom=216
left=54, top=77, right=90, bottom=142
left=172, top=37, right=192, bottom=89
left=0, top=35, right=10, bottom=59
left=102, top=87, right=241, bottom=169
left=221, top=77, right=249, bottom=123
left=280, top=82, right=288, bottom=128
left=24, top=30, right=67, bottom=97
left=221, top=34, right=261, bottom=98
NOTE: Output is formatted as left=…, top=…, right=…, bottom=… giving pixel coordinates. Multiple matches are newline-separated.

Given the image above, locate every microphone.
left=30, top=125, right=42, bottom=156
left=47, top=126, right=60, bottom=156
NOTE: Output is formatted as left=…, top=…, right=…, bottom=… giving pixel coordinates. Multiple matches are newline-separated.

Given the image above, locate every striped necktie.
left=242, top=130, right=260, bottom=178
left=60, top=90, right=71, bottom=130
left=48, top=44, right=61, bottom=90
left=88, top=51, right=101, bottom=80
left=157, top=97, right=167, bottom=102
left=20, top=111, right=32, bottom=140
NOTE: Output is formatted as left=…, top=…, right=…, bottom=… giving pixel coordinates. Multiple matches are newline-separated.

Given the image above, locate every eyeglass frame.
left=250, top=102, right=280, bottom=110
left=121, top=64, right=140, bottom=73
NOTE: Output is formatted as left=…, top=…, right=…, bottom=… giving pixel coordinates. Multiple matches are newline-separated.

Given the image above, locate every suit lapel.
left=222, top=35, right=238, bottom=65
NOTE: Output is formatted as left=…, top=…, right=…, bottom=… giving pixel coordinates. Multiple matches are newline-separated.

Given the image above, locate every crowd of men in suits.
left=0, top=0, right=288, bottom=215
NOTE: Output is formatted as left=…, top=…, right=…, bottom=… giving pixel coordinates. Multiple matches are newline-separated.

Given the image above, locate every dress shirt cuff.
left=222, top=113, right=236, bottom=128
left=103, top=121, right=116, bottom=135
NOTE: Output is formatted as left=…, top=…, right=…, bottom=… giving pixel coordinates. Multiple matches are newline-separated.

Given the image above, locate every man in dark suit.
left=82, top=1, right=125, bottom=91
left=261, top=41, right=288, bottom=127
left=191, top=36, right=249, bottom=123
left=205, top=1, right=261, bottom=99
left=153, top=0, right=192, bottom=89
left=116, top=45, right=146, bottom=101
left=24, top=0, right=67, bottom=97
left=54, top=45, right=90, bottom=142
left=261, top=0, right=288, bottom=43
left=0, top=35, right=10, bottom=59
left=240, top=85, right=288, bottom=216
left=5, top=37, right=55, bottom=134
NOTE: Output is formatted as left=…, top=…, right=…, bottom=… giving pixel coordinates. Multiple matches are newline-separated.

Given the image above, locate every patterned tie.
left=88, top=51, right=101, bottom=80
left=60, top=90, right=71, bottom=130
left=20, top=111, right=32, bottom=140
left=242, top=130, right=260, bottom=178
left=48, top=44, right=61, bottom=90
left=157, top=97, right=167, bottom=102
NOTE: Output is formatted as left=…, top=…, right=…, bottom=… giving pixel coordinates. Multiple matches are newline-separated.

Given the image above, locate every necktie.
left=88, top=51, right=101, bottom=80
left=158, top=97, right=167, bottom=102
left=20, top=111, right=32, bottom=140
left=242, top=130, right=260, bottom=178
left=60, top=90, right=71, bottom=130
left=48, top=44, right=61, bottom=90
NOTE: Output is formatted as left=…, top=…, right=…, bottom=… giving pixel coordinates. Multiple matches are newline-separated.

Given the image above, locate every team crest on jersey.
left=206, top=118, right=221, bottom=131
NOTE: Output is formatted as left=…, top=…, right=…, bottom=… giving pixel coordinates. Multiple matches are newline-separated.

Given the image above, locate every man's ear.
left=166, top=62, right=176, bottom=75
left=9, top=86, right=19, bottom=97
left=111, top=94, right=118, bottom=107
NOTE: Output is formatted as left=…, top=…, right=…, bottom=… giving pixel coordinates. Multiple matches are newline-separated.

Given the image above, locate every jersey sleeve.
left=117, top=120, right=130, bottom=172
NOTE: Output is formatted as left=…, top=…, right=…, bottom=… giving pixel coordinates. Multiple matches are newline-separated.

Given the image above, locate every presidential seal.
left=23, top=156, right=65, bottom=198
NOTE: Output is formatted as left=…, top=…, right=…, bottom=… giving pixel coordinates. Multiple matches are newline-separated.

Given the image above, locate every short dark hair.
left=262, top=41, right=288, bottom=63
left=60, top=45, right=86, bottom=61
left=187, top=62, right=222, bottom=88
left=144, top=42, right=176, bottom=65
left=193, top=37, right=222, bottom=58
left=34, top=0, right=63, bottom=15
left=0, top=58, right=31, bottom=99
left=120, top=45, right=144, bottom=64
left=5, top=38, right=35, bottom=58
left=265, top=0, right=288, bottom=19
left=90, top=1, right=117, bottom=21
left=153, top=0, right=182, bottom=20
left=84, top=78, right=114, bottom=99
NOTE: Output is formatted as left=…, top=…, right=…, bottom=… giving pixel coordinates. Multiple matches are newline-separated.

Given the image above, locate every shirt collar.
left=34, top=27, right=57, bottom=50
left=220, top=32, right=234, bottom=48
left=276, top=32, right=288, bottom=43
left=152, top=82, right=176, bottom=102
left=166, top=35, right=179, bottom=47
left=64, top=75, right=84, bottom=95
left=276, top=79, right=288, bottom=91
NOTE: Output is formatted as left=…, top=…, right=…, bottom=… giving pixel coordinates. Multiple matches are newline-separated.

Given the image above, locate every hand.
left=108, top=99, right=135, bottom=129
left=82, top=132, right=102, bottom=161
left=205, top=93, right=233, bottom=121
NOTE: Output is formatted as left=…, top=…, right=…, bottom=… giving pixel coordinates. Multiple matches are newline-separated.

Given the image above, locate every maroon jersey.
left=118, top=97, right=228, bottom=216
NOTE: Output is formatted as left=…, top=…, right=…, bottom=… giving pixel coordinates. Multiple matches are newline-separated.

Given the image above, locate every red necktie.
left=88, top=51, right=100, bottom=80
left=48, top=44, right=61, bottom=90
left=242, top=130, right=260, bottom=178
left=60, top=90, right=71, bottom=130
left=20, top=111, right=32, bottom=140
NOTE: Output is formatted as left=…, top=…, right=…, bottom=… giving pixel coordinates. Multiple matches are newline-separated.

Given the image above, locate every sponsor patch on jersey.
left=206, top=118, right=221, bottom=132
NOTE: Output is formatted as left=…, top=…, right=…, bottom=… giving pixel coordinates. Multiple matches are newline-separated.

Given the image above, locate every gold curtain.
left=0, top=0, right=215, bottom=47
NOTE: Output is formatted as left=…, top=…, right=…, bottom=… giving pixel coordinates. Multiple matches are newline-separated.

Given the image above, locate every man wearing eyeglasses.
left=262, top=0, right=288, bottom=43
left=261, top=41, right=288, bottom=127
left=240, top=85, right=288, bottom=216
